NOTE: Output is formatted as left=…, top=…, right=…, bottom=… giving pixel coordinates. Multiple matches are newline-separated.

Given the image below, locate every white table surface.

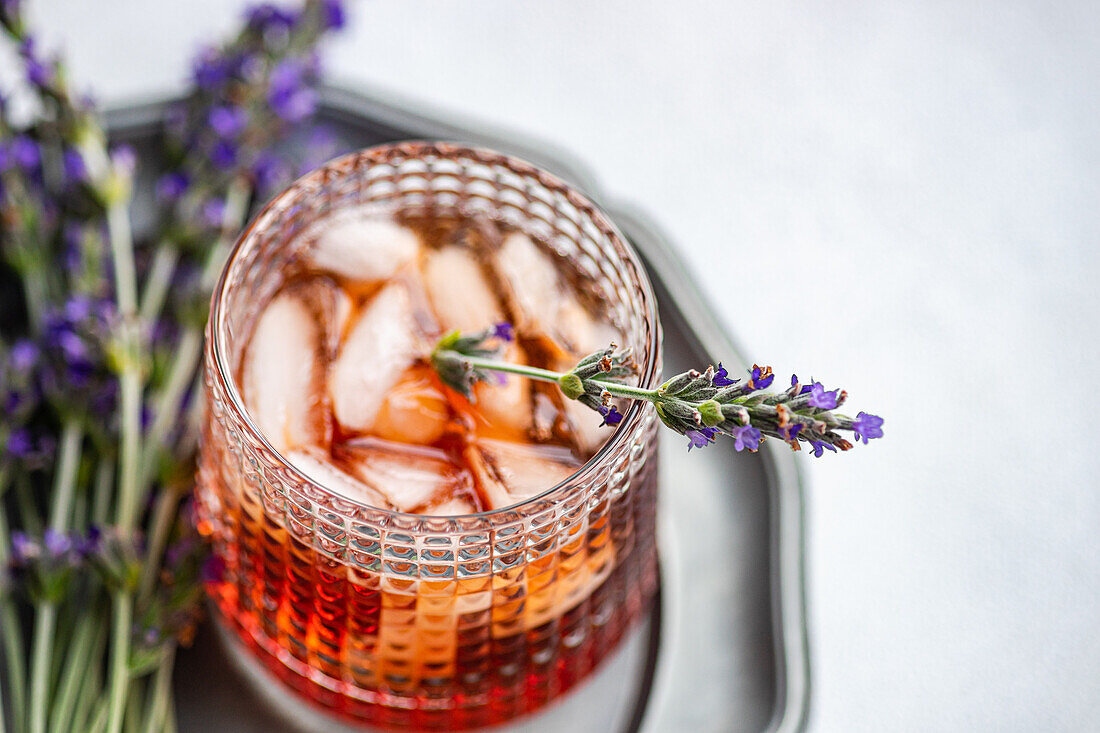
left=23, top=2, right=1100, bottom=730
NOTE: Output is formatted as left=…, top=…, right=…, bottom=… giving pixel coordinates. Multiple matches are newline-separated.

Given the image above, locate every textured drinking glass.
left=196, top=142, right=661, bottom=729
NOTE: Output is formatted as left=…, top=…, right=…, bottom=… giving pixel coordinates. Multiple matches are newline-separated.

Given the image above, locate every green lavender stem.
left=79, top=129, right=143, bottom=733
left=50, top=613, right=98, bottom=732
left=138, top=175, right=252, bottom=491
left=48, top=419, right=83, bottom=530
left=29, top=418, right=83, bottom=733
left=138, top=489, right=181, bottom=604
left=0, top=495, right=27, bottom=733
left=459, top=353, right=658, bottom=400
left=105, top=590, right=133, bottom=733
left=28, top=604, right=57, bottom=733
left=137, top=241, right=180, bottom=324
left=140, top=648, right=175, bottom=733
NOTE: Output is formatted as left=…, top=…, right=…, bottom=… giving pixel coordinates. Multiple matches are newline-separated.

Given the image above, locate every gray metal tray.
left=105, top=85, right=810, bottom=733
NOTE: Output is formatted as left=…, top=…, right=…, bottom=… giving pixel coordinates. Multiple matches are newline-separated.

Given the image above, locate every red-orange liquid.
left=195, top=441, right=656, bottom=729
left=196, top=211, right=659, bottom=728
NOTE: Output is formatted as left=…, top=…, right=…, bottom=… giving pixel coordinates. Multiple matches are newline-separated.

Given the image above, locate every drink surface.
left=197, top=206, right=658, bottom=729
left=238, top=209, right=625, bottom=514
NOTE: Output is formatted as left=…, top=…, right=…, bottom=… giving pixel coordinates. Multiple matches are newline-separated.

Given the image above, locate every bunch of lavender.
left=0, top=2, right=345, bottom=731
left=432, top=326, right=884, bottom=455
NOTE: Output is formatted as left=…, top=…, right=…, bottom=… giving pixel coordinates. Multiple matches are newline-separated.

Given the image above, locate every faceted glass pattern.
left=196, top=142, right=661, bottom=729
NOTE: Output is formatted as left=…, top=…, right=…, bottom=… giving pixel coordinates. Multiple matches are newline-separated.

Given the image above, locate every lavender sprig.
left=431, top=325, right=884, bottom=455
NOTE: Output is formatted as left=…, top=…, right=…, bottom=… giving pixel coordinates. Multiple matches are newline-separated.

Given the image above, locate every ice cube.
left=371, top=366, right=451, bottom=445
left=470, top=342, right=533, bottom=436
left=242, top=292, right=329, bottom=453
left=288, top=276, right=353, bottom=361
left=465, top=439, right=580, bottom=510
left=562, top=398, right=616, bottom=455
left=555, top=296, right=622, bottom=357
left=490, top=231, right=622, bottom=359
left=307, top=211, right=419, bottom=282
left=329, top=283, right=420, bottom=432
left=422, top=496, right=478, bottom=516
left=339, top=438, right=471, bottom=513
left=422, top=245, right=503, bottom=332
left=285, top=446, right=391, bottom=509
left=493, top=231, right=561, bottom=334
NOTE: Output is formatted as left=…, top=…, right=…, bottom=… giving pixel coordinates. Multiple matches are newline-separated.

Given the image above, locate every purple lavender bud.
left=42, top=529, right=73, bottom=558
left=685, top=427, right=717, bottom=451
left=202, top=198, right=226, bottom=228
left=778, top=423, right=803, bottom=441
left=810, top=441, right=837, bottom=458
left=155, top=172, right=189, bottom=203
left=267, top=59, right=317, bottom=123
left=807, top=382, right=840, bottom=410
left=210, top=140, right=238, bottom=170
left=77, top=525, right=102, bottom=557
left=749, top=365, right=774, bottom=390
left=712, top=362, right=737, bottom=387
left=191, top=46, right=230, bottom=91
left=251, top=152, right=288, bottom=191
left=11, top=135, right=40, bottom=172
left=492, top=322, right=514, bottom=342
left=245, top=3, right=299, bottom=32
left=10, top=531, right=39, bottom=564
left=731, top=425, right=761, bottom=452
left=599, top=405, right=624, bottom=427
left=7, top=428, right=33, bottom=458
left=852, top=412, right=884, bottom=444
left=10, top=339, right=38, bottom=372
left=208, top=105, right=248, bottom=138
left=321, top=0, right=346, bottom=29
left=19, top=37, right=51, bottom=87
left=64, top=294, right=93, bottom=322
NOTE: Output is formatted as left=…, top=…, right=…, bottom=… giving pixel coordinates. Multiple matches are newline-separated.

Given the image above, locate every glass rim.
left=207, top=140, right=661, bottom=520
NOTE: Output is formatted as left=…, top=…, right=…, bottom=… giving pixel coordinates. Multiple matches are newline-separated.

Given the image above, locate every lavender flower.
left=852, top=412, right=885, bottom=444
left=748, top=364, right=774, bottom=391
left=250, top=151, right=289, bottom=192
left=321, top=0, right=346, bottom=29
left=41, top=295, right=116, bottom=410
left=11, top=134, right=39, bottom=171
left=686, top=427, right=717, bottom=451
left=493, top=322, right=515, bottom=342
left=6, top=428, right=33, bottom=458
left=246, top=3, right=299, bottom=32
left=267, top=58, right=317, bottom=123
left=802, top=381, right=839, bottom=409
left=202, top=198, right=226, bottom=228
left=432, top=329, right=884, bottom=456
left=191, top=46, right=232, bottom=92
left=712, top=362, right=737, bottom=387
left=598, top=404, right=624, bottom=426
left=210, top=139, right=238, bottom=169
left=18, top=35, right=51, bottom=87
left=62, top=147, right=86, bottom=185
left=156, top=172, right=189, bottom=202
left=731, top=425, right=762, bottom=452
left=209, top=105, right=248, bottom=138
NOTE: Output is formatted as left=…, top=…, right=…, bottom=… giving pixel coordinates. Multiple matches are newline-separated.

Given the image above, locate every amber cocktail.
left=196, top=143, right=660, bottom=729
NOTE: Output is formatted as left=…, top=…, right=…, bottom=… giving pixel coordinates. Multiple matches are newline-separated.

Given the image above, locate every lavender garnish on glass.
left=432, top=325, right=883, bottom=455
